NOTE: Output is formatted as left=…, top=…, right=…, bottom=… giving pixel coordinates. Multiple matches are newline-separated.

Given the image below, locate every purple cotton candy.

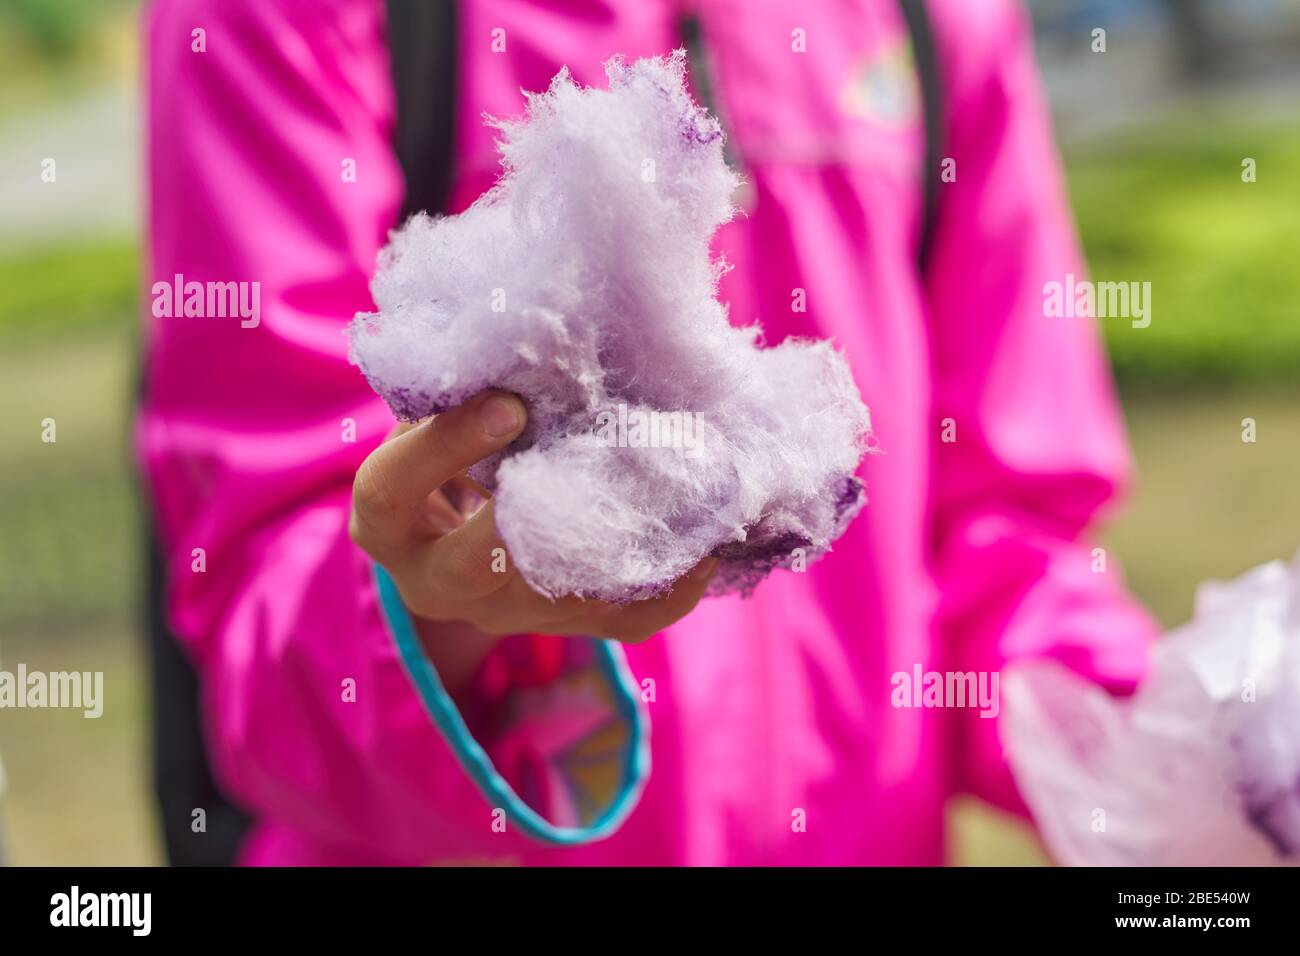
left=348, top=52, right=871, bottom=602
left=1004, top=549, right=1300, bottom=866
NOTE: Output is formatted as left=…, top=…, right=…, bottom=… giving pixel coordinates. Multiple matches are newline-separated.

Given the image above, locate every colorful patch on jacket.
left=839, top=37, right=920, bottom=130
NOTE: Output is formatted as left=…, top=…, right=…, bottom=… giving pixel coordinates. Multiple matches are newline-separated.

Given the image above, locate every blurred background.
left=0, top=0, right=1297, bottom=865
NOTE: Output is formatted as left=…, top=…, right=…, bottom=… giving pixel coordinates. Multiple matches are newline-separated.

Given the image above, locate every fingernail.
left=479, top=394, right=524, bottom=437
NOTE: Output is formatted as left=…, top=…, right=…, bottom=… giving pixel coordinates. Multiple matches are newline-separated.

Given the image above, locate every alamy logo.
left=1043, top=273, right=1151, bottom=329
left=0, top=664, right=102, bottom=718
left=595, top=404, right=702, bottom=457
left=50, top=886, right=151, bottom=936
left=890, top=665, right=1000, bottom=718
left=151, top=273, right=261, bottom=328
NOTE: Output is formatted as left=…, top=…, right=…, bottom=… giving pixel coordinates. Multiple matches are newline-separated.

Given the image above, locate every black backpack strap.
left=686, top=5, right=941, bottom=272
left=387, top=1, right=934, bottom=264
left=897, top=0, right=943, bottom=272
left=145, top=516, right=252, bottom=865
left=139, top=2, right=463, bottom=868
left=386, top=0, right=460, bottom=219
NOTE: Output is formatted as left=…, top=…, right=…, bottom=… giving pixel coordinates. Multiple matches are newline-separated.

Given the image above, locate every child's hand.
left=350, top=390, right=718, bottom=644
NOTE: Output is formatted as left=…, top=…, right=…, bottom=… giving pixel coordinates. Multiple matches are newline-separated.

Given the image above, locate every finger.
left=443, top=473, right=490, bottom=518
left=418, top=499, right=517, bottom=608
left=352, top=390, right=526, bottom=537
left=469, top=574, right=621, bottom=634
left=592, top=558, right=719, bottom=643
left=418, top=487, right=467, bottom=537
left=390, top=421, right=418, bottom=439
left=416, top=471, right=494, bottom=538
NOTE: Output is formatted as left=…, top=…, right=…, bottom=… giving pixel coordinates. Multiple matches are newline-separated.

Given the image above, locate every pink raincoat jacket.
left=140, top=0, right=1156, bottom=865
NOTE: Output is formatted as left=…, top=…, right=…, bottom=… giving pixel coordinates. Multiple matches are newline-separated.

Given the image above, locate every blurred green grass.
left=1069, top=112, right=1300, bottom=387
left=0, top=0, right=135, bottom=120
left=3, top=111, right=1300, bottom=865
left=0, top=0, right=126, bottom=60
left=0, top=330, right=154, bottom=864
left=0, top=239, right=139, bottom=347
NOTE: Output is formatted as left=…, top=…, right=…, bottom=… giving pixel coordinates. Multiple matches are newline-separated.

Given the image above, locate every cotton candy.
left=1003, top=549, right=1300, bottom=866
left=348, top=52, right=871, bottom=602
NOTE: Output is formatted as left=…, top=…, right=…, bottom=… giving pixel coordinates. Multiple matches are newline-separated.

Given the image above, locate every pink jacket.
left=140, top=0, right=1155, bottom=865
